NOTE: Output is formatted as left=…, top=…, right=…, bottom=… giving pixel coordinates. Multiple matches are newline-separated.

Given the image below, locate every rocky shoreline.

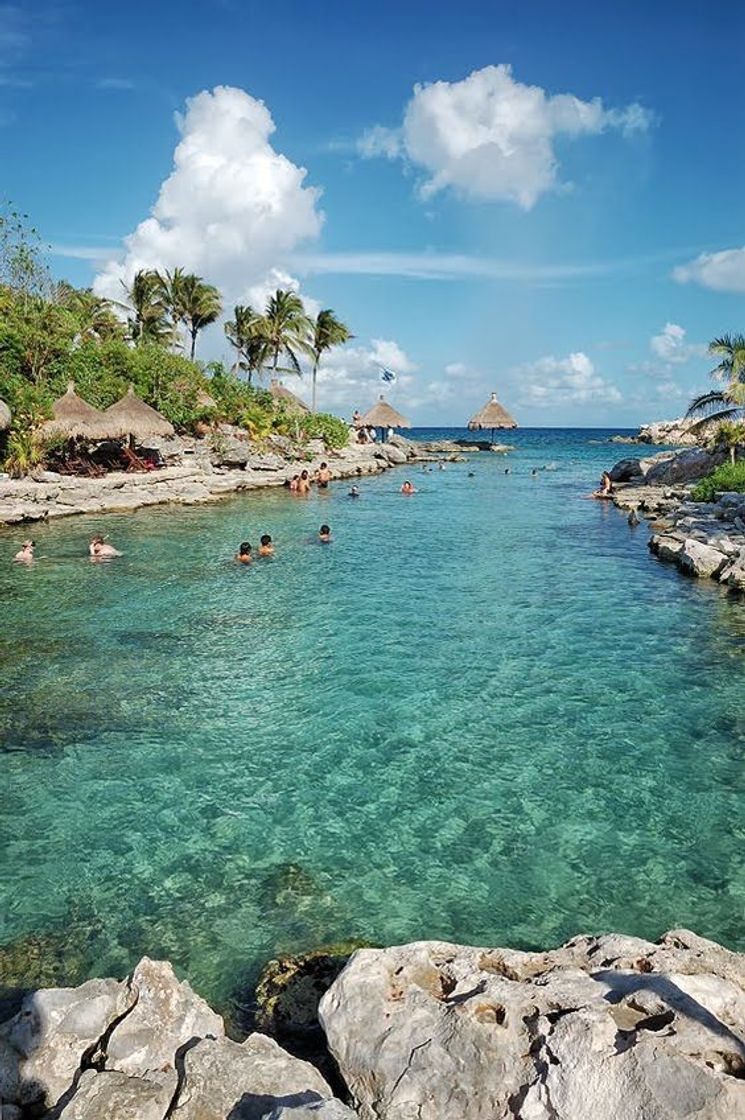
left=0, top=434, right=443, bottom=529
left=1, top=928, right=744, bottom=1118
left=608, top=446, right=745, bottom=592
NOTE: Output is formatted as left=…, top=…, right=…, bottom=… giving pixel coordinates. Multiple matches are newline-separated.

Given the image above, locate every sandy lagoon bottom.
left=1, top=428, right=745, bottom=1011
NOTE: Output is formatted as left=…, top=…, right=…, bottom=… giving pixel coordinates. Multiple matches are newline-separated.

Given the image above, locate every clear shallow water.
left=2, top=428, right=745, bottom=1010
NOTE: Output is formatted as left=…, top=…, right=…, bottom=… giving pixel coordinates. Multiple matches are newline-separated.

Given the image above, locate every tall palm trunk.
left=312, top=356, right=319, bottom=412
left=190, top=327, right=197, bottom=361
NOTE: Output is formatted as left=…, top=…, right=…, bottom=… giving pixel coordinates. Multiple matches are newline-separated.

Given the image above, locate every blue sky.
left=2, top=0, right=744, bottom=425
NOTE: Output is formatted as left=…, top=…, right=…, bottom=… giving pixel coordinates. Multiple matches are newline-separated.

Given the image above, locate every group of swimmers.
left=13, top=535, right=122, bottom=564
left=236, top=524, right=332, bottom=563
left=288, top=463, right=332, bottom=494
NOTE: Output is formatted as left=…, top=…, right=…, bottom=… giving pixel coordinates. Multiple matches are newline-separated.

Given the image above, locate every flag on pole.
left=379, top=367, right=397, bottom=384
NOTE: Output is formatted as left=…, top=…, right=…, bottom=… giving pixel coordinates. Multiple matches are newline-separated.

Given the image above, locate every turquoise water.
left=2, top=428, right=745, bottom=1010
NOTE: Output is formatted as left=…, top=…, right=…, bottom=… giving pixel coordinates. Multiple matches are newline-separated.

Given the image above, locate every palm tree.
left=712, top=420, right=745, bottom=466
left=157, top=267, right=188, bottom=347
left=224, top=304, right=270, bottom=384
left=156, top=272, right=221, bottom=360
left=123, top=269, right=170, bottom=346
left=53, top=282, right=124, bottom=342
left=309, top=309, right=352, bottom=412
left=262, top=289, right=313, bottom=380
left=687, top=334, right=745, bottom=425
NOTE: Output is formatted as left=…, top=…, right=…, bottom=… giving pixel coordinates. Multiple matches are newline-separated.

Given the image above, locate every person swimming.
left=318, top=524, right=332, bottom=542
left=348, top=486, right=360, bottom=498
left=289, top=474, right=300, bottom=492
left=296, top=470, right=311, bottom=495
left=316, top=462, right=332, bottom=489
left=401, top=480, right=416, bottom=494
left=236, top=541, right=252, bottom=563
left=14, top=539, right=35, bottom=564
left=258, top=534, right=274, bottom=556
left=89, top=536, right=122, bottom=559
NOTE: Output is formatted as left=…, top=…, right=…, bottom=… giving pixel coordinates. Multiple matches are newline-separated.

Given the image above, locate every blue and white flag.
left=379, top=366, right=397, bottom=384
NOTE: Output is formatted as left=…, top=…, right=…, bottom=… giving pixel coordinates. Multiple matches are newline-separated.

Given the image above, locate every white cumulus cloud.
left=649, top=322, right=702, bottom=364
left=673, top=246, right=745, bottom=293
left=359, top=64, right=653, bottom=208
left=315, top=339, right=418, bottom=411
left=94, top=85, right=324, bottom=306
left=515, top=351, right=622, bottom=406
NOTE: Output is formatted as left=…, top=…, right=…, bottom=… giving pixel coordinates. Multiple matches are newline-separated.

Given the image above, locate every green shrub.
left=692, top=461, right=745, bottom=502
left=299, top=411, right=350, bottom=450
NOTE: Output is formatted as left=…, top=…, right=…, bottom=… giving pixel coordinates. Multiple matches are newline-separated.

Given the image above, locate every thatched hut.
left=0, top=399, right=11, bottom=432
left=270, top=379, right=310, bottom=415
left=39, top=382, right=113, bottom=440
left=360, top=395, right=410, bottom=434
left=104, top=385, right=174, bottom=445
left=467, top=393, right=517, bottom=442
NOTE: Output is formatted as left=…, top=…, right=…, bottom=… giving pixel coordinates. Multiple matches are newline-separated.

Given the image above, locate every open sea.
left=2, top=427, right=745, bottom=1012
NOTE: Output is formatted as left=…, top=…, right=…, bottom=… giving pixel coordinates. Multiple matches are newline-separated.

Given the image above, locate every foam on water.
left=1, top=429, right=744, bottom=1006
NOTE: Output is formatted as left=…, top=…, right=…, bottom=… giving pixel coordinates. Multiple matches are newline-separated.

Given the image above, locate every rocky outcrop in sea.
left=608, top=446, right=745, bottom=592
left=2, top=929, right=745, bottom=1118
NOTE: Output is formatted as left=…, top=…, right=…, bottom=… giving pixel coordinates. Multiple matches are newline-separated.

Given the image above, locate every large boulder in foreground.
left=57, top=1068, right=174, bottom=1119
left=105, top=957, right=223, bottom=1092
left=172, top=1032, right=349, bottom=1119
left=319, top=929, right=745, bottom=1120
left=0, top=977, right=134, bottom=1113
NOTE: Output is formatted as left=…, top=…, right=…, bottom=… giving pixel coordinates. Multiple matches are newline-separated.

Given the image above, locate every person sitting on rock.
left=258, top=534, right=274, bottom=557
left=236, top=542, right=252, bottom=564
left=14, top=539, right=35, bottom=563
left=89, top=536, right=122, bottom=559
left=591, top=472, right=615, bottom=500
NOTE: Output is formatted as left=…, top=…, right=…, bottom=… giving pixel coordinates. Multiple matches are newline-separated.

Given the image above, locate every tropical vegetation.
left=0, top=206, right=352, bottom=475
left=686, top=334, right=745, bottom=425
left=692, top=461, right=745, bottom=502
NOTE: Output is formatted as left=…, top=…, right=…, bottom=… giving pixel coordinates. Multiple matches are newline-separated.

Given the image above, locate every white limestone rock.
left=171, top=1032, right=335, bottom=1120
left=57, top=1067, right=173, bottom=1119
left=319, top=930, right=745, bottom=1120
left=678, top=539, right=728, bottom=579
left=0, top=978, right=133, bottom=1113
left=105, top=957, right=223, bottom=1091
left=649, top=534, right=684, bottom=563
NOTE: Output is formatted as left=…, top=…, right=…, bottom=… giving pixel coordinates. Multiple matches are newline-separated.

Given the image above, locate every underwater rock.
left=0, top=913, right=107, bottom=1021
left=252, top=943, right=378, bottom=1046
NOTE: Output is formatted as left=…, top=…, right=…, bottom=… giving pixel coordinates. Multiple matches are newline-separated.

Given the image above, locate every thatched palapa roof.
left=104, top=385, right=175, bottom=440
left=0, top=398, right=11, bottom=432
left=270, top=379, right=310, bottom=415
left=39, top=382, right=113, bottom=440
left=360, top=395, right=410, bottom=429
left=468, top=392, right=517, bottom=431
